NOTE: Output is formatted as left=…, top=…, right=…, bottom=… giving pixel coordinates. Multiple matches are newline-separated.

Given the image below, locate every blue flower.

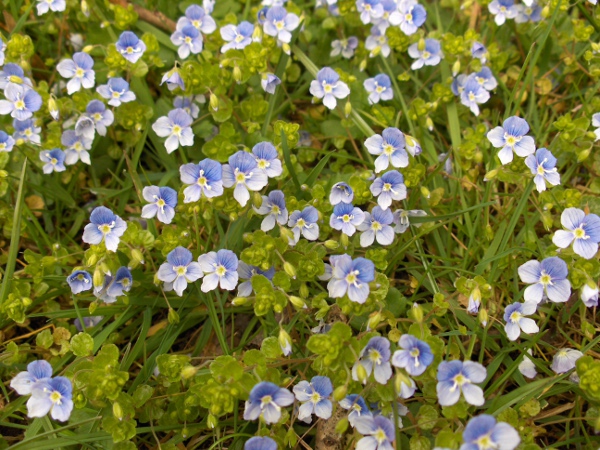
left=0, top=84, right=42, bottom=120
left=244, top=437, right=278, bottom=450
left=66, top=270, right=93, bottom=294
left=503, top=302, right=539, bottom=341
left=116, top=31, right=147, bottom=64
left=13, top=118, right=41, bottom=145
left=254, top=190, right=288, bottom=231
left=10, top=360, right=53, bottom=396
left=460, top=414, right=520, bottom=450
left=370, top=170, right=407, bottom=210
left=460, top=76, right=490, bottom=116
left=141, top=186, right=178, bottom=224
left=581, top=282, right=599, bottom=308
left=474, top=66, right=497, bottom=91
left=327, top=254, right=375, bottom=303
left=94, top=267, right=132, bottom=303
left=471, top=42, right=488, bottom=62
left=36, top=0, right=66, bottom=15
left=220, top=22, right=255, bottom=52
left=436, top=360, right=486, bottom=406
left=157, top=247, right=203, bottom=296
left=515, top=2, right=542, bottom=23
left=366, top=26, right=390, bottom=57
left=364, top=74, right=393, bottom=104
left=451, top=73, right=468, bottom=96
left=329, top=203, right=365, bottom=237
left=352, top=336, right=392, bottom=384
left=0, top=130, right=15, bottom=152
left=551, top=348, right=583, bottom=374
left=252, top=142, right=282, bottom=178
left=56, top=52, right=95, bottom=95
left=524, top=147, right=560, bottom=193
left=408, top=38, right=443, bottom=70
left=82, top=206, right=127, bottom=252
left=392, top=334, right=434, bottom=376
left=392, top=209, right=427, bottom=234
left=0, top=63, right=32, bottom=91
left=357, top=206, right=394, bottom=247
left=396, top=372, right=417, bottom=398
left=198, top=249, right=239, bottom=292
left=330, top=37, right=359, bottom=58
left=356, top=0, right=384, bottom=24
left=176, top=4, right=217, bottom=35
left=354, top=415, right=395, bottom=450
left=74, top=316, right=103, bottom=332
left=552, top=208, right=600, bottom=259
left=171, top=25, right=203, bottom=59
left=518, top=349, right=537, bottom=379
left=288, top=206, right=319, bottom=244
left=488, top=0, right=518, bottom=25
left=236, top=261, right=275, bottom=297
left=330, top=182, right=354, bottom=205
left=243, top=381, right=295, bottom=424
left=174, top=95, right=203, bottom=119
left=487, top=116, right=536, bottom=164
left=390, top=1, right=427, bottom=35
left=180, top=158, right=224, bottom=202
left=293, top=376, right=333, bottom=423
left=309, top=67, right=350, bottom=110
left=96, top=77, right=136, bottom=107
left=0, top=37, right=4, bottom=66
left=261, top=73, right=281, bottom=94
left=27, top=376, right=73, bottom=422
left=263, top=6, right=300, bottom=44
left=594, top=113, right=600, bottom=141
left=83, top=100, right=114, bottom=137
left=40, top=149, right=66, bottom=174
left=161, top=67, right=186, bottom=91
left=152, top=108, right=194, bottom=154
left=339, top=394, right=372, bottom=427
left=62, top=130, right=92, bottom=165
left=365, top=127, right=408, bottom=173
left=222, top=151, right=269, bottom=206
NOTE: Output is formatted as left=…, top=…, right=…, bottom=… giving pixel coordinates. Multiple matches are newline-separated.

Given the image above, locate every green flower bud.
left=289, top=295, right=307, bottom=309
left=232, top=296, right=250, bottom=306
left=324, top=240, right=339, bottom=249
left=207, top=414, right=218, bottom=429
left=478, top=308, right=488, bottom=327
left=210, top=93, right=219, bottom=111
left=168, top=308, right=180, bottom=324
left=181, top=365, right=198, bottom=379
left=279, top=328, right=292, bottom=356
left=333, top=385, right=347, bottom=402
left=344, top=100, right=352, bottom=117
left=113, top=401, right=124, bottom=420
left=355, top=362, right=368, bottom=383
left=335, top=417, right=349, bottom=434
left=412, top=302, right=424, bottom=323
left=284, top=261, right=297, bottom=279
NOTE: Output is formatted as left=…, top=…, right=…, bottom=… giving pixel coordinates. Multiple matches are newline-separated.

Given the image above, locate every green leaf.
left=70, top=332, right=94, bottom=357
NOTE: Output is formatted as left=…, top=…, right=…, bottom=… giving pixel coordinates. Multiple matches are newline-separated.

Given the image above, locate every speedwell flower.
left=180, top=158, right=223, bottom=202
left=352, top=336, right=393, bottom=384
left=581, top=282, right=599, bottom=308
left=0, top=131, right=15, bottom=152
left=460, top=76, right=490, bottom=116
left=141, top=186, right=178, bottom=224
left=157, top=247, right=203, bottom=296
left=66, top=270, right=93, bottom=294
left=152, top=108, right=194, bottom=154
left=220, top=22, right=255, bottom=52
left=263, top=6, right=300, bottom=44
left=198, top=249, right=239, bottom=292
left=329, top=202, right=365, bottom=237
left=551, top=348, right=583, bottom=374
left=487, top=116, right=535, bottom=165
left=474, top=66, right=497, bottom=91
left=471, top=42, right=488, bottom=62
left=518, top=349, right=537, bottom=379
left=243, top=381, right=294, bottom=424
left=408, top=38, right=442, bottom=70
left=392, top=209, right=427, bottom=234
left=0, top=63, right=31, bottom=90
left=244, top=437, right=277, bottom=450
left=222, top=151, right=269, bottom=206
left=354, top=415, right=395, bottom=450
left=62, top=130, right=92, bottom=165
left=309, top=67, right=350, bottom=110
left=236, top=262, right=275, bottom=297
left=370, top=170, right=407, bottom=210
left=161, top=66, right=185, bottom=91
left=518, top=256, right=571, bottom=303
left=488, top=0, right=518, bottom=25
left=40, top=149, right=66, bottom=174
left=288, top=206, right=319, bottom=244
left=436, top=360, right=486, bottom=406
left=293, top=376, right=333, bottom=423
left=460, top=414, right=520, bottom=450
left=327, top=254, right=375, bottom=304
left=0, top=84, right=42, bottom=120
left=13, top=118, right=41, bottom=144
left=357, top=206, right=394, bottom=247
left=36, top=0, right=66, bottom=15
left=83, top=100, right=114, bottom=136
left=94, top=267, right=132, bottom=303
left=503, top=302, right=539, bottom=341
left=552, top=207, right=600, bottom=259
left=365, top=127, right=408, bottom=172
left=356, top=0, right=384, bottom=24
left=525, top=147, right=560, bottom=193
left=56, top=52, right=95, bottom=95
left=330, top=182, right=354, bottom=205
left=365, top=27, right=390, bottom=57
left=96, top=77, right=136, bottom=107
left=261, top=73, right=281, bottom=94
left=177, top=4, right=217, bottom=34
left=115, top=31, right=146, bottom=63
left=364, top=74, right=393, bottom=104
left=392, top=334, right=434, bottom=376
left=27, top=377, right=73, bottom=422
left=331, top=37, right=359, bottom=58
left=252, top=142, right=282, bottom=178
left=10, top=360, right=53, bottom=396
left=254, top=190, right=288, bottom=231
left=82, top=206, right=127, bottom=252
left=171, top=25, right=203, bottom=59
left=390, top=0, right=427, bottom=35
left=339, top=394, right=372, bottom=427
left=173, top=95, right=204, bottom=119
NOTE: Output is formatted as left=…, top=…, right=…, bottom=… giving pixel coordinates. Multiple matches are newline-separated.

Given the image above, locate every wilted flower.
left=236, top=262, right=275, bottom=297
left=518, top=349, right=537, bottom=378
left=392, top=209, right=427, bottom=234
left=581, top=282, right=599, bottom=307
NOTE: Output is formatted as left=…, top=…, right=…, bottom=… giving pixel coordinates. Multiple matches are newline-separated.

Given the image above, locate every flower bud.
left=282, top=43, right=291, bottom=55
left=418, top=37, right=426, bottom=52
left=484, top=169, right=498, bottom=181
left=340, top=233, right=349, bottom=248
left=426, top=116, right=433, bottom=131
left=168, top=308, right=180, bottom=324
left=324, top=239, right=339, bottom=249
left=289, top=295, right=307, bottom=309
left=113, top=402, right=124, bottom=420
left=452, top=60, right=461, bottom=77
left=279, top=328, right=292, bottom=356
left=367, top=311, right=383, bottom=331
left=93, top=267, right=104, bottom=287
left=81, top=0, right=90, bottom=17
left=252, top=191, right=263, bottom=208
left=233, top=66, right=242, bottom=84
left=335, top=417, right=349, bottom=434
left=209, top=93, right=219, bottom=111
left=181, top=364, right=198, bottom=379
left=89, top=300, right=98, bottom=315
left=344, top=100, right=352, bottom=117
left=131, top=248, right=144, bottom=264
left=478, top=308, right=488, bottom=327
left=252, top=26, right=263, bottom=42
left=411, top=302, right=424, bottom=323
left=283, top=262, right=297, bottom=279
left=299, top=283, right=309, bottom=299
left=232, top=296, right=250, bottom=306
left=207, top=414, right=218, bottom=429
left=48, top=96, right=59, bottom=121
left=355, top=363, right=368, bottom=384
left=359, top=58, right=367, bottom=71
left=8, top=75, right=23, bottom=84
left=421, top=186, right=431, bottom=199
left=279, top=226, right=295, bottom=242
left=333, top=384, right=347, bottom=401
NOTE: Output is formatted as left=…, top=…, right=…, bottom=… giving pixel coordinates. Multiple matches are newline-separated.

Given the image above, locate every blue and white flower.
left=330, top=37, right=359, bottom=58
left=390, top=0, right=427, bottom=35
left=27, top=377, right=73, bottom=421
left=180, top=158, right=224, bottom=202
left=356, top=0, right=384, bottom=24
left=66, top=270, right=93, bottom=294
left=0, top=131, right=15, bottom=152
left=198, top=249, right=239, bottom=292
left=365, top=127, right=408, bottom=172
left=222, top=151, right=269, bottom=206
left=263, top=6, right=300, bottom=44
left=503, top=302, right=539, bottom=341
left=174, top=95, right=204, bottom=119
left=525, top=147, right=560, bottom=193
left=330, top=182, right=354, bottom=205
left=408, top=39, right=443, bottom=70
left=474, top=66, right=497, bottom=91
left=96, top=77, right=136, bottom=107
left=82, top=100, right=114, bottom=136
left=392, top=334, right=434, bottom=376
left=353, top=337, right=393, bottom=384
left=252, top=142, right=282, bottom=178
left=157, top=247, right=203, bottom=296
left=236, top=262, right=275, bottom=297
left=339, top=394, right=372, bottom=427
left=329, top=203, right=365, bottom=237
left=152, top=108, right=194, bottom=154
left=357, top=206, right=394, bottom=247
left=0, top=84, right=42, bottom=120
left=10, top=360, right=53, bottom=396
left=293, top=376, right=333, bottom=423
left=518, top=256, right=571, bottom=303
left=243, top=381, right=294, bottom=424
left=56, top=52, right=95, bottom=95
left=581, top=282, right=599, bottom=308
left=460, top=415, right=520, bottom=450
left=82, top=206, right=127, bottom=252
left=370, top=170, right=407, bottom=210
left=392, top=209, right=427, bottom=233
left=518, top=349, right=537, bottom=379
left=141, top=186, right=178, bottom=224
left=459, top=76, right=490, bottom=116
left=487, top=116, right=536, bottom=165
left=94, top=267, right=132, bottom=303
left=161, top=67, right=185, bottom=91
left=515, top=2, right=542, bottom=23
left=62, top=130, right=92, bottom=165
left=288, top=206, right=320, bottom=244
left=327, top=254, right=375, bottom=304
left=309, top=67, right=350, bottom=110
left=171, top=25, right=203, bottom=59
left=354, top=415, right=395, bottom=450
left=244, top=437, right=277, bottom=450
left=220, top=22, right=255, bottom=52
left=365, top=27, right=390, bottom=58
left=551, top=348, right=583, bottom=374
left=254, top=190, right=288, bottom=231
left=436, top=360, right=486, bottom=406
left=488, top=0, right=518, bottom=25
left=552, top=208, right=600, bottom=259
left=115, top=31, right=147, bottom=64
left=261, top=73, right=281, bottom=94
left=36, top=0, right=66, bottom=15
left=40, top=149, right=66, bottom=174
left=364, top=74, right=393, bottom=104
left=471, top=42, right=488, bottom=62
left=177, top=4, right=217, bottom=35
left=0, top=63, right=31, bottom=91
left=13, top=118, right=41, bottom=144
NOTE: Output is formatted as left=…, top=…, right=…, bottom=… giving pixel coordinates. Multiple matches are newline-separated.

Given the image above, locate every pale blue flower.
left=552, top=208, right=600, bottom=259
left=174, top=95, right=203, bottom=119
left=293, top=376, right=333, bottom=423
left=327, top=254, right=375, bottom=303
left=236, top=262, right=275, bottom=297
left=94, top=267, right=132, bottom=303
left=309, top=67, right=350, bottom=110
left=152, top=108, right=194, bottom=154
left=288, top=206, right=320, bottom=244
left=66, top=270, right=93, bottom=294
left=354, top=415, right=395, bottom=450
left=487, top=116, right=536, bottom=165
left=261, top=73, right=281, bottom=94
left=329, top=202, right=365, bottom=236
left=364, top=74, right=393, bottom=104
left=198, top=249, right=239, bottom=292
left=488, top=0, right=518, bottom=25
left=366, top=27, right=390, bottom=58
left=391, top=334, right=434, bottom=376
left=518, top=256, right=571, bottom=304
left=471, top=42, right=488, bottom=62
left=392, top=209, right=427, bottom=233
left=222, top=151, right=269, bottom=206
left=518, top=349, right=537, bottom=378
left=330, top=182, right=354, bottom=205
left=82, top=206, right=127, bottom=252
left=525, top=147, right=560, bottom=193
left=254, top=190, right=288, bottom=231
left=36, top=0, right=66, bottom=15
left=356, top=0, right=384, bottom=24
left=263, top=6, right=300, bottom=44
left=27, top=377, right=73, bottom=421
left=13, top=118, right=41, bottom=144
left=390, top=0, right=427, bottom=35
left=171, top=25, right=203, bottom=59
left=0, top=130, right=15, bottom=152
left=180, top=158, right=223, bottom=202
left=0, top=36, right=5, bottom=66
left=330, top=37, right=359, bottom=58
left=581, top=283, right=599, bottom=308
left=460, top=76, right=490, bottom=116
left=370, top=170, right=407, bottom=210
left=243, top=381, right=294, bottom=424
left=141, top=186, right=178, bottom=224
left=252, top=142, right=282, bottom=178
left=503, top=302, right=539, bottom=341
left=82, top=100, right=114, bottom=137
left=436, top=360, right=486, bottom=406
left=161, top=67, right=185, bottom=91
left=0, top=63, right=31, bottom=90
left=245, top=437, right=278, bottom=450
left=116, top=31, right=147, bottom=64
left=158, top=247, right=203, bottom=296
left=593, top=113, right=600, bottom=142
left=40, top=149, right=66, bottom=174
left=96, top=77, right=136, bottom=107
left=357, top=206, right=394, bottom=247
left=460, top=415, right=520, bottom=450
left=551, top=348, right=583, bottom=374
left=352, top=336, right=393, bottom=384
left=176, top=4, right=217, bottom=34
left=397, top=373, right=417, bottom=398
left=56, top=52, right=95, bottom=95
left=0, top=84, right=42, bottom=120
left=408, top=39, right=442, bottom=70
left=62, top=130, right=92, bottom=165
left=74, top=316, right=103, bottom=331
left=10, top=360, right=52, bottom=396
left=365, top=127, right=408, bottom=172
left=474, top=66, right=497, bottom=91
left=339, top=394, right=372, bottom=427
left=220, top=22, right=254, bottom=52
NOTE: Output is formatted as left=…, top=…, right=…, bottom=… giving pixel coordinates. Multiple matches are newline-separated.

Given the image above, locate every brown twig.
left=107, top=0, right=176, bottom=32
